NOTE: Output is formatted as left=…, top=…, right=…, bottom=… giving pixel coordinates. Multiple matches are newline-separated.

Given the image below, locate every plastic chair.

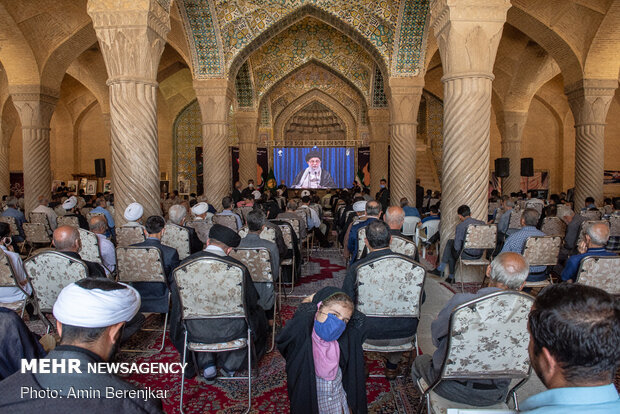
left=402, top=216, right=421, bottom=238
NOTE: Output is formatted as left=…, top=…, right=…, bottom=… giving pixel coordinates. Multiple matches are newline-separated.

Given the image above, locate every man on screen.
left=291, top=150, right=337, bottom=189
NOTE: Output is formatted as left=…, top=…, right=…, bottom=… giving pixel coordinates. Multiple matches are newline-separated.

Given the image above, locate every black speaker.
left=495, top=158, right=510, bottom=178
left=521, top=158, right=534, bottom=177
left=95, top=158, right=106, bottom=178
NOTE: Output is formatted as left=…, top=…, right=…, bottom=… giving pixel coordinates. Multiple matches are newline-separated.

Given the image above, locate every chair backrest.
left=540, top=217, right=566, bottom=238
left=516, top=200, right=527, bottom=210
left=488, top=202, right=500, bottom=217
left=356, top=226, right=367, bottom=259
left=57, top=215, right=79, bottom=228
left=577, top=220, right=608, bottom=245
left=440, top=291, right=534, bottom=381
left=23, top=223, right=51, bottom=244
left=522, top=236, right=561, bottom=266
left=213, top=214, right=239, bottom=232
left=80, top=207, right=92, bottom=217
left=173, top=257, right=246, bottom=320
left=390, top=235, right=417, bottom=258
left=86, top=211, right=104, bottom=223
left=229, top=247, right=273, bottom=283
left=581, top=209, right=602, bottom=221
left=77, top=228, right=103, bottom=264
left=421, top=219, right=440, bottom=239
left=24, top=251, right=88, bottom=311
left=575, top=255, right=620, bottom=294
left=280, top=217, right=301, bottom=240
left=0, top=216, right=20, bottom=237
left=508, top=209, right=523, bottom=230
left=356, top=254, right=425, bottom=317
left=525, top=201, right=543, bottom=215
left=344, top=209, right=355, bottom=225
left=463, top=225, right=497, bottom=250
left=0, top=250, right=18, bottom=290
left=238, top=226, right=276, bottom=244
left=116, top=246, right=166, bottom=283
left=239, top=206, right=253, bottom=224
left=29, top=212, right=51, bottom=233
left=186, top=220, right=213, bottom=244
left=276, top=222, right=295, bottom=250
left=609, top=215, right=620, bottom=237
left=402, top=216, right=421, bottom=236
left=161, top=223, right=191, bottom=260
left=116, top=226, right=146, bottom=247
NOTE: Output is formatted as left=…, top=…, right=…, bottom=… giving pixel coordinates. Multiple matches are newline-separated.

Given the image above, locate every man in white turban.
left=0, top=278, right=163, bottom=412
left=62, top=196, right=89, bottom=229
left=291, top=150, right=337, bottom=189
left=122, top=202, right=144, bottom=227
left=190, top=202, right=213, bottom=244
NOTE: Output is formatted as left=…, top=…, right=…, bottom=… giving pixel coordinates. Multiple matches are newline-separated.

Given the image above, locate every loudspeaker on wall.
left=495, top=158, right=510, bottom=178
left=95, top=158, right=106, bottom=178
left=521, top=158, right=534, bottom=177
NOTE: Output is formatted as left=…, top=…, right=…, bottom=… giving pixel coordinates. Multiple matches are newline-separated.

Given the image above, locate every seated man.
left=122, top=202, right=144, bottom=227
left=1, top=196, right=26, bottom=241
left=500, top=208, right=548, bottom=281
left=347, top=200, right=381, bottom=264
left=53, top=226, right=106, bottom=278
left=605, top=197, right=620, bottom=252
left=343, top=220, right=419, bottom=379
left=0, top=307, right=47, bottom=380
left=62, top=196, right=88, bottom=229
left=0, top=278, right=162, bottom=413
left=520, top=283, right=620, bottom=413
left=218, top=196, right=243, bottom=230
left=561, top=209, right=587, bottom=255
left=561, top=221, right=616, bottom=282
left=421, top=204, right=441, bottom=224
left=89, top=216, right=116, bottom=275
left=0, top=222, right=32, bottom=306
left=400, top=197, right=421, bottom=219
left=432, top=204, right=485, bottom=283
left=168, top=204, right=203, bottom=254
left=385, top=206, right=405, bottom=236
left=277, top=199, right=307, bottom=240
left=238, top=209, right=279, bottom=322
left=412, top=252, right=530, bottom=406
left=90, top=196, right=115, bottom=238
left=131, top=215, right=180, bottom=313
left=299, top=196, right=331, bottom=248
left=170, top=224, right=268, bottom=383
left=32, top=196, right=58, bottom=232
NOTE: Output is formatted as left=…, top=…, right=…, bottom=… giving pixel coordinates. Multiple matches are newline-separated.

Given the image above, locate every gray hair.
left=505, top=200, right=515, bottom=208
left=6, top=196, right=18, bottom=207
left=522, top=208, right=540, bottom=226
left=385, top=206, right=405, bottom=227
left=168, top=204, right=187, bottom=225
left=366, top=200, right=381, bottom=217
left=89, top=217, right=107, bottom=233
left=287, top=200, right=298, bottom=211
left=489, top=252, right=530, bottom=289
left=586, top=222, right=610, bottom=246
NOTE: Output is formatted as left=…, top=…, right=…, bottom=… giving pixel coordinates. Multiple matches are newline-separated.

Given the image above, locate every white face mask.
left=380, top=184, right=385, bottom=189
left=248, top=184, right=254, bottom=188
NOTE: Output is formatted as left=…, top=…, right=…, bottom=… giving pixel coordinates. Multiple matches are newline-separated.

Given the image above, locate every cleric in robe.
left=291, top=151, right=337, bottom=189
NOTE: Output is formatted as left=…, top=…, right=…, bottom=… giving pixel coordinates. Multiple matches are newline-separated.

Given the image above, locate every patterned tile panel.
left=173, top=100, right=202, bottom=192
left=179, top=0, right=223, bottom=76
left=393, top=0, right=429, bottom=75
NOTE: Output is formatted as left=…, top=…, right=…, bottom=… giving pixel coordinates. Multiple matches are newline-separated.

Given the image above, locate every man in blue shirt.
left=347, top=200, right=381, bottom=264
left=520, top=283, right=619, bottom=413
left=400, top=197, right=420, bottom=219
left=90, top=196, right=115, bottom=237
left=1, top=196, right=26, bottom=241
left=500, top=208, right=547, bottom=281
left=561, top=221, right=616, bottom=281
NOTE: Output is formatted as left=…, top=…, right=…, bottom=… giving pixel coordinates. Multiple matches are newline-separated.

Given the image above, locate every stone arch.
left=531, top=93, right=564, bottom=192
left=583, top=1, right=620, bottom=80
left=273, top=89, right=356, bottom=143
left=228, top=4, right=390, bottom=80
left=72, top=100, right=100, bottom=173
left=0, top=3, right=40, bottom=86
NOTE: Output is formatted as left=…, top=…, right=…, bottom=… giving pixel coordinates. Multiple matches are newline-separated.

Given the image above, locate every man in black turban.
left=292, top=150, right=338, bottom=189
left=169, top=224, right=269, bottom=382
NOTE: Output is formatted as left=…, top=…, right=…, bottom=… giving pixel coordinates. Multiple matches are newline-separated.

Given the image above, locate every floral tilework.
left=393, top=0, right=429, bottom=75
left=173, top=100, right=202, bottom=193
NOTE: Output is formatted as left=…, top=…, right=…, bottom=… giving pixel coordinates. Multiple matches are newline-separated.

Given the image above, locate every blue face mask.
left=314, top=313, right=346, bottom=342
left=380, top=184, right=385, bottom=189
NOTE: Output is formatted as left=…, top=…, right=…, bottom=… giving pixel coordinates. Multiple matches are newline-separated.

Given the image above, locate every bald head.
left=53, top=226, right=81, bottom=252
left=366, top=200, right=381, bottom=217
left=385, top=206, right=405, bottom=230
left=89, top=215, right=107, bottom=234
left=585, top=222, right=610, bottom=247
left=488, top=252, right=529, bottom=290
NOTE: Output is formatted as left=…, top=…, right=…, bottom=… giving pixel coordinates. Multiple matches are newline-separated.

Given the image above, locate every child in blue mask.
left=277, top=287, right=368, bottom=414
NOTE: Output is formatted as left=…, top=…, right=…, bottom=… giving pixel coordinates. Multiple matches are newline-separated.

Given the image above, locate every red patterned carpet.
left=113, top=250, right=422, bottom=413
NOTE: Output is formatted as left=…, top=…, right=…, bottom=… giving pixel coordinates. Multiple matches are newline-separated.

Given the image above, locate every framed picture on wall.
left=178, top=179, right=190, bottom=195
left=52, top=180, right=62, bottom=192
left=86, top=180, right=97, bottom=195
left=79, top=177, right=88, bottom=191
left=67, top=181, right=78, bottom=193
left=103, top=180, right=112, bottom=193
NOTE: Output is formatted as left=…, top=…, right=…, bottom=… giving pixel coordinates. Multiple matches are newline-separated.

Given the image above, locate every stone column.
left=430, top=0, right=510, bottom=254
left=194, top=79, right=233, bottom=210
left=497, top=110, right=528, bottom=194
left=565, top=79, right=617, bottom=210
left=0, top=119, right=14, bottom=197
left=87, top=0, right=170, bottom=224
left=235, top=111, right=259, bottom=186
left=389, top=77, right=424, bottom=206
left=367, top=109, right=390, bottom=198
left=10, top=86, right=58, bottom=214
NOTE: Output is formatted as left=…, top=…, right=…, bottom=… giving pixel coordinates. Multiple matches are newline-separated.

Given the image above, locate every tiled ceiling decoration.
left=372, top=65, right=388, bottom=107
left=235, top=61, right=254, bottom=107
left=393, top=0, right=429, bottom=76
left=250, top=17, right=374, bottom=100
left=178, top=0, right=223, bottom=76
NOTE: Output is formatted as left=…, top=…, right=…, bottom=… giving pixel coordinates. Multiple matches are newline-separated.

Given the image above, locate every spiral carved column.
left=431, top=0, right=510, bottom=255
left=0, top=122, right=10, bottom=197
left=195, top=79, right=233, bottom=210
left=565, top=79, right=616, bottom=210
left=368, top=109, right=390, bottom=198
left=235, top=111, right=259, bottom=186
left=498, top=111, right=528, bottom=195
left=10, top=89, right=58, bottom=214
left=389, top=77, right=424, bottom=206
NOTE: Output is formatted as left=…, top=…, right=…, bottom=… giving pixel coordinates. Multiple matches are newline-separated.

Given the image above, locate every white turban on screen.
left=53, top=282, right=140, bottom=328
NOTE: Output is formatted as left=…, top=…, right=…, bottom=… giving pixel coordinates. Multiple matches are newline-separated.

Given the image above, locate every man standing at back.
left=520, top=283, right=619, bottom=413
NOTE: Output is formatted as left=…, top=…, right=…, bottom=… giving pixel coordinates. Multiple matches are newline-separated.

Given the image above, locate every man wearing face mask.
left=277, top=287, right=368, bottom=414
left=375, top=178, right=390, bottom=212
left=291, top=151, right=337, bottom=189
left=0, top=278, right=164, bottom=413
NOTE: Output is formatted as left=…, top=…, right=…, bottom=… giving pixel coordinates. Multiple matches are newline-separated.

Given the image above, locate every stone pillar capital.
left=194, top=79, right=234, bottom=124
left=497, top=110, right=528, bottom=142
left=388, top=76, right=424, bottom=124
left=431, top=0, right=510, bottom=76
left=564, top=79, right=617, bottom=126
left=9, top=85, right=59, bottom=128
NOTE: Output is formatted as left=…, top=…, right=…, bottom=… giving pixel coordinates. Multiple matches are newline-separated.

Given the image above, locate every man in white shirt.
left=31, top=196, right=58, bottom=232
left=0, top=222, right=32, bottom=303
left=88, top=215, right=116, bottom=275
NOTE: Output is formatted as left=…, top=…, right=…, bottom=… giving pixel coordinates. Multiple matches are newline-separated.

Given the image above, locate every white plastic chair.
left=402, top=216, right=421, bottom=238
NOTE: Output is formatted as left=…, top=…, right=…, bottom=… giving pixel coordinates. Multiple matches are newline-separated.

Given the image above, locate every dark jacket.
left=0, top=307, right=46, bottom=380
left=291, top=168, right=337, bottom=188
left=276, top=287, right=368, bottom=414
